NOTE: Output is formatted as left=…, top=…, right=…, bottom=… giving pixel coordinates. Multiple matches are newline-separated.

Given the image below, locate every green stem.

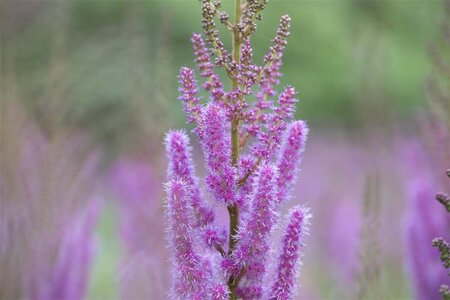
left=228, top=0, right=242, bottom=299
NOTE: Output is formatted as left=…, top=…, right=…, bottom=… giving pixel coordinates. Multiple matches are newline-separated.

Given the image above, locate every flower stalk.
left=228, top=1, right=243, bottom=297
left=165, top=0, right=310, bottom=298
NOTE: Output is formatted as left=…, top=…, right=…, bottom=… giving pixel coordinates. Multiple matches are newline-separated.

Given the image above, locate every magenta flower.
left=277, top=120, right=308, bottom=203
left=201, top=103, right=238, bottom=205
left=179, top=67, right=203, bottom=126
left=166, top=130, right=215, bottom=225
left=233, top=164, right=278, bottom=279
left=166, top=179, right=212, bottom=299
left=268, top=206, right=310, bottom=300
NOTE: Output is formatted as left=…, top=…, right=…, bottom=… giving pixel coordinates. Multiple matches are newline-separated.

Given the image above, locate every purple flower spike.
left=201, top=103, right=237, bottom=205
left=276, top=120, right=308, bottom=203
left=192, top=33, right=214, bottom=78
left=269, top=206, right=310, bottom=300
left=44, top=202, right=100, bottom=300
left=165, top=130, right=215, bottom=226
left=178, top=67, right=203, bottom=126
left=258, top=15, right=291, bottom=102
left=166, top=179, right=210, bottom=299
left=252, top=87, right=299, bottom=160
left=234, top=164, right=278, bottom=279
left=191, top=33, right=225, bottom=102
left=274, top=86, right=298, bottom=121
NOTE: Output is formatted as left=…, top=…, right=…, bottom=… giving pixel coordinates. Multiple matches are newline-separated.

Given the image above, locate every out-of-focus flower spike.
left=233, top=163, right=278, bottom=279
left=178, top=67, right=203, bottom=129
left=276, top=120, right=308, bottom=203
left=166, top=179, right=210, bottom=299
left=405, top=174, right=449, bottom=299
left=165, top=130, right=215, bottom=226
left=404, top=143, right=450, bottom=300
left=41, top=200, right=101, bottom=300
left=268, top=206, right=310, bottom=300
left=201, top=103, right=237, bottom=205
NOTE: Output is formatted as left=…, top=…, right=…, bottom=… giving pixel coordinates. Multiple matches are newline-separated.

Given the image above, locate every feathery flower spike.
left=165, top=130, right=215, bottom=226
left=269, top=206, right=309, bottom=300
left=276, top=120, right=308, bottom=203
left=201, top=103, right=237, bottom=205
left=166, top=179, right=210, bottom=299
left=233, top=164, right=278, bottom=279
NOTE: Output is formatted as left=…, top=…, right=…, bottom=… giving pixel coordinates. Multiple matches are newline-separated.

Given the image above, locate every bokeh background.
left=1, top=0, right=449, bottom=299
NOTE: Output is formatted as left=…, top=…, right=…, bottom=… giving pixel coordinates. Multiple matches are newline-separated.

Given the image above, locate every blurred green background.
left=3, top=0, right=445, bottom=151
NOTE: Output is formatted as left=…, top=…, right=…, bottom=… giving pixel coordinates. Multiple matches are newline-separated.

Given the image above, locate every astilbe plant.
left=164, top=1, right=310, bottom=299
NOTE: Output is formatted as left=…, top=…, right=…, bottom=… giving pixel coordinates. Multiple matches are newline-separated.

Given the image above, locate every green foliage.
left=6, top=0, right=446, bottom=146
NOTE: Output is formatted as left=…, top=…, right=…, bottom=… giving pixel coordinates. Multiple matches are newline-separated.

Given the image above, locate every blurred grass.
left=88, top=203, right=121, bottom=300
left=5, top=0, right=445, bottom=141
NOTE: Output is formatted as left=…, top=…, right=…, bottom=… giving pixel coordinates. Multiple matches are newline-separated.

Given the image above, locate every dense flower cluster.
left=164, top=1, right=310, bottom=299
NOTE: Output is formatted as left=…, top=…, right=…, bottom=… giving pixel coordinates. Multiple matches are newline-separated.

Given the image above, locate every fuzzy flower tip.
left=275, top=86, right=298, bottom=120
left=258, top=15, right=291, bottom=100
left=191, top=33, right=214, bottom=78
left=165, top=130, right=215, bottom=225
left=178, top=67, right=203, bottom=125
left=276, top=120, right=308, bottom=203
left=269, top=206, right=309, bottom=300
left=201, top=103, right=237, bottom=205
left=166, top=179, right=210, bottom=299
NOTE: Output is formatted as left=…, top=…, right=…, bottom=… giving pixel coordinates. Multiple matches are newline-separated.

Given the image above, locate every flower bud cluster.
left=201, top=0, right=229, bottom=67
